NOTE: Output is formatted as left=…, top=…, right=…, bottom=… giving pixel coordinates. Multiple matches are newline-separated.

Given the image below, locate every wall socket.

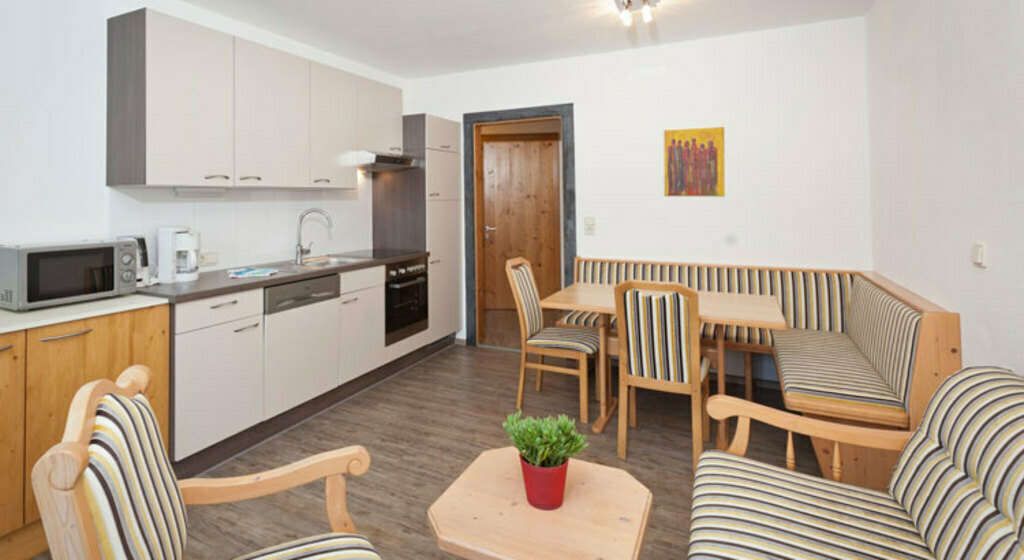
left=583, top=216, right=596, bottom=236
left=199, top=252, right=219, bottom=266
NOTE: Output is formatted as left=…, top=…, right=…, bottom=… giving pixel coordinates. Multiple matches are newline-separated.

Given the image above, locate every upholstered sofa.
left=690, top=366, right=1024, bottom=560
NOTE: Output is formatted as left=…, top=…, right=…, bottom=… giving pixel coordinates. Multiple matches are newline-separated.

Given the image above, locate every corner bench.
left=567, top=258, right=961, bottom=488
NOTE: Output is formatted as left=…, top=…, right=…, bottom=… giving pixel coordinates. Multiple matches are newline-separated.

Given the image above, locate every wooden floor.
left=179, top=345, right=817, bottom=559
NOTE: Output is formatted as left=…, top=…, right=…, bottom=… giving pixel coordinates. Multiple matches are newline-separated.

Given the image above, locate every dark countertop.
left=139, top=249, right=427, bottom=304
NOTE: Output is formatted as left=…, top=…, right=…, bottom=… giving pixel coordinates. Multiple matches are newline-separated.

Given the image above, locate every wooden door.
left=310, top=62, right=359, bottom=189
left=24, top=313, right=133, bottom=522
left=0, top=331, right=25, bottom=536
left=145, top=10, right=234, bottom=187
left=235, top=38, right=310, bottom=187
left=480, top=138, right=561, bottom=339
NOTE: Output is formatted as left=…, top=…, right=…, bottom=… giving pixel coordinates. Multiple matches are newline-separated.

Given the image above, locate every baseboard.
left=173, top=334, right=455, bottom=478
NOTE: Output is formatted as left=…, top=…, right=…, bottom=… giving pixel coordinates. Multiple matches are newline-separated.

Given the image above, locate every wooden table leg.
left=592, top=317, right=617, bottom=434
left=715, top=324, right=729, bottom=449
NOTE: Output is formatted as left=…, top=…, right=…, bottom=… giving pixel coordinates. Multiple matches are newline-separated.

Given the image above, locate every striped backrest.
left=619, top=287, right=696, bottom=384
left=508, top=261, right=544, bottom=337
left=83, top=394, right=187, bottom=559
left=846, top=278, right=922, bottom=408
left=575, top=258, right=854, bottom=335
left=890, top=367, right=1024, bottom=559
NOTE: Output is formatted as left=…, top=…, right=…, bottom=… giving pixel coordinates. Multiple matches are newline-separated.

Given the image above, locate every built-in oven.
left=385, top=256, right=428, bottom=345
left=0, top=240, right=138, bottom=311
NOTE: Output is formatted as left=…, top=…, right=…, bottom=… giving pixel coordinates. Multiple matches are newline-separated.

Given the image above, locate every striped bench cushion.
left=526, top=327, right=600, bottom=354
left=689, top=451, right=933, bottom=559
left=847, top=279, right=922, bottom=409
left=890, top=367, right=1024, bottom=560
left=558, top=310, right=610, bottom=329
left=773, top=329, right=904, bottom=409
left=235, top=534, right=380, bottom=560
left=83, top=394, right=188, bottom=559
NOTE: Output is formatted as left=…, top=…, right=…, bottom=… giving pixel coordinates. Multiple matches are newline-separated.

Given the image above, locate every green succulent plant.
left=503, top=411, right=588, bottom=467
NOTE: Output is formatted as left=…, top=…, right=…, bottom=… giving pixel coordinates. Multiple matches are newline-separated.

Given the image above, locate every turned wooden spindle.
left=831, top=441, right=843, bottom=481
left=785, top=431, right=796, bottom=471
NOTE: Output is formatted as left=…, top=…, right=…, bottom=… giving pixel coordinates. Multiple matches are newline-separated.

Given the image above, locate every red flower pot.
left=519, top=455, right=568, bottom=510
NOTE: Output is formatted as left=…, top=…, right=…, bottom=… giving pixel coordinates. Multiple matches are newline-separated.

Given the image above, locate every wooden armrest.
left=707, top=395, right=913, bottom=457
left=178, top=445, right=370, bottom=532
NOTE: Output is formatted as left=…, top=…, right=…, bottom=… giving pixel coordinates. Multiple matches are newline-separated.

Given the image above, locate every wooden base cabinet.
left=0, top=304, right=169, bottom=559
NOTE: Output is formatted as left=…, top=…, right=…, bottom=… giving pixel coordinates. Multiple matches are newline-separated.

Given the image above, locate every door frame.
left=462, top=103, right=576, bottom=346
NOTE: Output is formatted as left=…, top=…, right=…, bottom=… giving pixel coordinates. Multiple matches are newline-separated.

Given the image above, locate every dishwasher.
left=263, top=275, right=341, bottom=418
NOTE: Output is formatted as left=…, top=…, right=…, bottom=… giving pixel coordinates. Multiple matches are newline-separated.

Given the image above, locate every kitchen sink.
left=299, top=256, right=371, bottom=268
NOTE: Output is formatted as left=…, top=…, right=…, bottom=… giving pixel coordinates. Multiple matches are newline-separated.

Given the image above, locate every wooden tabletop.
left=540, top=283, right=788, bottom=329
left=428, top=447, right=652, bottom=560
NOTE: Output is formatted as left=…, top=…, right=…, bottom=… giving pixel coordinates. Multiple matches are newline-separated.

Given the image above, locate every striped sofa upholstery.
left=689, top=366, right=1024, bottom=560
left=620, top=288, right=696, bottom=383
left=566, top=258, right=854, bottom=347
left=82, top=393, right=381, bottom=560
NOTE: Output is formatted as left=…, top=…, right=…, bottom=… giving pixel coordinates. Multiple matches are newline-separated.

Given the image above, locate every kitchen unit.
left=106, top=9, right=402, bottom=189
left=0, top=297, right=169, bottom=556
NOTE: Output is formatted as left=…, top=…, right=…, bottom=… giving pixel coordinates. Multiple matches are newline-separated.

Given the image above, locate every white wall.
left=405, top=17, right=873, bottom=269
left=867, top=1, right=1024, bottom=372
left=0, top=0, right=404, bottom=270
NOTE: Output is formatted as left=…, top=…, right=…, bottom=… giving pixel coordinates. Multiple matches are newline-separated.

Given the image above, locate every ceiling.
left=182, top=0, right=874, bottom=78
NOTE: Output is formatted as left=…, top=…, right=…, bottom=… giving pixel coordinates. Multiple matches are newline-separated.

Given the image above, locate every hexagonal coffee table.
left=428, top=447, right=652, bottom=560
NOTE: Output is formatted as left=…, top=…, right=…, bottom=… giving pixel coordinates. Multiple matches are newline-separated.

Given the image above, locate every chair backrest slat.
left=614, top=281, right=701, bottom=388
left=505, top=258, right=544, bottom=339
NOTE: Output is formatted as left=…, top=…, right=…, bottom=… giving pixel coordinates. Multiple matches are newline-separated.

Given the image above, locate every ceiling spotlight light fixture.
left=615, top=0, right=659, bottom=27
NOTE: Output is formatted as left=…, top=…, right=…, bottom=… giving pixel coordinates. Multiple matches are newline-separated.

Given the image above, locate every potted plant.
left=502, top=411, right=588, bottom=510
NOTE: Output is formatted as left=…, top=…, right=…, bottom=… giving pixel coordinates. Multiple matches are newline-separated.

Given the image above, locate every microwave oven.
left=0, top=240, right=139, bottom=311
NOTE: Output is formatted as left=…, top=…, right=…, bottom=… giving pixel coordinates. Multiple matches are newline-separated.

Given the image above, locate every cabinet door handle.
left=429, top=259, right=441, bottom=264
left=428, top=192, right=440, bottom=197
left=239, top=176, right=263, bottom=181
left=40, top=328, right=93, bottom=343
left=440, top=144, right=452, bottom=149
left=204, top=174, right=230, bottom=180
left=341, top=297, right=359, bottom=305
left=389, top=146, right=402, bottom=153
left=313, top=178, right=331, bottom=184
left=233, top=322, right=260, bottom=333
left=210, top=299, right=239, bottom=309
left=0, top=344, right=13, bottom=353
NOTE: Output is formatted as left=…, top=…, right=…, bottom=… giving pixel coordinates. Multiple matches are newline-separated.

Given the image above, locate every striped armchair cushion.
left=235, top=534, right=380, bottom=560
left=83, top=394, right=187, bottom=560
left=620, top=288, right=694, bottom=383
left=689, top=451, right=933, bottom=559
left=846, top=279, right=922, bottom=408
left=890, top=367, right=1024, bottom=559
left=576, top=258, right=854, bottom=347
left=509, top=263, right=544, bottom=337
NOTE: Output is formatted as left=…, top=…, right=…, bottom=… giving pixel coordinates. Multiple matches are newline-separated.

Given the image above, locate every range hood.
left=349, top=151, right=419, bottom=173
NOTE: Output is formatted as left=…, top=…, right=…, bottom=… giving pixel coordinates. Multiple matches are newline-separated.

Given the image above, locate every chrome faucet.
left=295, top=208, right=335, bottom=265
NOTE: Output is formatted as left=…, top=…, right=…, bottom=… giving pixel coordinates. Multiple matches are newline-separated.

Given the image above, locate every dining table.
left=540, top=283, right=788, bottom=448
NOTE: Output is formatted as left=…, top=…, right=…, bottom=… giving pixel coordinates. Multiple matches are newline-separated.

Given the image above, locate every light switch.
left=583, top=216, right=596, bottom=236
left=971, top=242, right=987, bottom=269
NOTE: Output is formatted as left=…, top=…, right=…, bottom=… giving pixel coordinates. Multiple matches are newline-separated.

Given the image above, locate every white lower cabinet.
left=339, top=286, right=386, bottom=384
left=174, top=315, right=264, bottom=460
left=427, top=198, right=462, bottom=340
left=264, top=297, right=341, bottom=418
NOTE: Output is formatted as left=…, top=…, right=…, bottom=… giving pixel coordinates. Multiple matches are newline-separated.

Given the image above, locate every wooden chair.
left=32, top=365, right=380, bottom=560
left=690, top=366, right=1023, bottom=559
left=614, top=281, right=711, bottom=473
left=506, top=257, right=599, bottom=423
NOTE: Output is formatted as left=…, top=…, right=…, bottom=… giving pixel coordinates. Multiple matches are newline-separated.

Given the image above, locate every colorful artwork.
left=664, top=127, right=724, bottom=196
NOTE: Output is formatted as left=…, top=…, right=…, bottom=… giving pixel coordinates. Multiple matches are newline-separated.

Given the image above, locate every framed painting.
left=664, top=127, right=724, bottom=196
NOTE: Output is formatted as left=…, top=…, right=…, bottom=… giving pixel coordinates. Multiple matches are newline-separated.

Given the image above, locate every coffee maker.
left=157, top=227, right=200, bottom=283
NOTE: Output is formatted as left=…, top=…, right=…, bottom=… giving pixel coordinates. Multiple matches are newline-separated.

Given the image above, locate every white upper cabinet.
left=426, top=149, right=461, bottom=201
left=234, top=39, right=310, bottom=188
left=356, top=77, right=403, bottom=155
left=425, top=115, right=460, bottom=153
left=310, top=63, right=359, bottom=189
left=108, top=9, right=235, bottom=187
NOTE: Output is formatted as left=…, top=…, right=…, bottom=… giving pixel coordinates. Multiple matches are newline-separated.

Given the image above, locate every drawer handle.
left=40, top=328, right=93, bottom=343
left=210, top=299, right=239, bottom=310
left=233, top=322, right=260, bottom=333
left=0, top=344, right=13, bottom=353
left=341, top=297, right=359, bottom=305
left=429, top=192, right=440, bottom=197
left=313, top=178, right=331, bottom=184
left=389, top=146, right=402, bottom=152
left=239, top=175, right=263, bottom=181
left=429, top=259, right=441, bottom=264
left=204, top=174, right=230, bottom=180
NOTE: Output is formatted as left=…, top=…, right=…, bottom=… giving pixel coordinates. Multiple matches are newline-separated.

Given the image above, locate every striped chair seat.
left=236, top=534, right=381, bottom=560
left=773, top=329, right=904, bottom=409
left=526, top=327, right=600, bottom=353
left=689, top=451, right=933, bottom=560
